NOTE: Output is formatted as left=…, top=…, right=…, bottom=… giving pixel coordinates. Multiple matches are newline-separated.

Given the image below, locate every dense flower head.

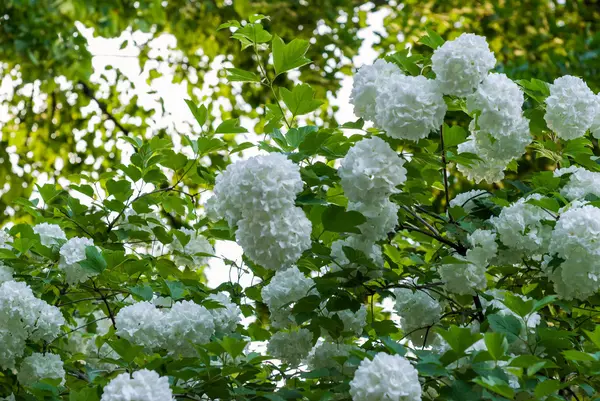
left=0, top=263, right=13, bottom=284
left=17, top=353, right=65, bottom=386
left=554, top=166, right=600, bottom=201
left=544, top=75, right=599, bottom=140
left=171, top=228, right=214, bottom=268
left=100, top=369, right=174, bottom=401
left=591, top=94, right=600, bottom=139
left=466, top=229, right=498, bottom=267
left=542, top=254, right=600, bottom=301
left=33, top=223, right=66, bottom=247
left=211, top=153, right=303, bottom=225
left=348, top=198, right=399, bottom=241
left=58, top=236, right=98, bottom=284
left=470, top=115, right=531, bottom=161
left=307, top=341, right=353, bottom=371
left=349, top=352, right=421, bottom=401
left=207, top=292, right=241, bottom=334
left=0, top=231, right=10, bottom=249
left=374, top=75, right=447, bottom=141
left=164, top=300, right=215, bottom=353
left=449, top=189, right=490, bottom=213
left=267, top=328, right=313, bottom=366
left=235, top=207, right=312, bottom=270
left=456, top=138, right=509, bottom=183
left=439, top=258, right=487, bottom=295
left=490, top=194, right=553, bottom=255
left=432, top=33, right=496, bottom=96
left=262, top=266, right=315, bottom=328
left=350, top=59, right=404, bottom=121
left=339, top=137, right=407, bottom=202
left=394, top=287, right=442, bottom=335
left=115, top=301, right=165, bottom=350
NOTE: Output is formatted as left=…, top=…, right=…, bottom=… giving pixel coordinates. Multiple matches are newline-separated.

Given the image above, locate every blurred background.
left=0, top=0, right=599, bottom=225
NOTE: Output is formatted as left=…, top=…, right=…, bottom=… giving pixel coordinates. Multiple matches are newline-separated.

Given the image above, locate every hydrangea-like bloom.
left=58, top=237, right=98, bottom=284
left=307, top=341, right=353, bottom=371
left=115, top=302, right=165, bottom=350
left=348, top=199, right=399, bottom=241
left=394, top=287, right=442, bottom=335
left=339, top=137, right=407, bottom=203
left=0, top=230, right=10, bottom=249
left=350, top=59, right=404, bottom=121
left=490, top=194, right=553, bottom=255
left=325, top=305, right=367, bottom=338
left=164, top=300, right=215, bottom=353
left=375, top=75, right=447, bottom=141
left=211, top=154, right=303, bottom=225
left=449, top=189, right=490, bottom=213
left=544, top=75, right=599, bottom=140
left=17, top=353, right=65, bottom=386
left=554, top=166, right=600, bottom=201
left=466, top=229, right=498, bottom=267
left=592, top=95, right=600, bottom=139
left=261, top=266, right=315, bottom=328
left=207, top=292, right=241, bottom=334
left=331, top=236, right=384, bottom=268
left=0, top=263, right=13, bottom=284
left=439, top=258, right=487, bottom=295
left=235, top=207, right=312, bottom=270
left=33, top=223, right=66, bottom=247
left=0, top=281, right=65, bottom=369
left=466, top=73, right=524, bottom=132
left=456, top=138, right=509, bottom=183
left=349, top=352, right=421, bottom=401
left=470, top=115, right=531, bottom=162
left=432, top=33, right=496, bottom=96
left=170, top=228, right=214, bottom=268
left=100, top=369, right=174, bottom=401
left=267, top=328, right=313, bottom=366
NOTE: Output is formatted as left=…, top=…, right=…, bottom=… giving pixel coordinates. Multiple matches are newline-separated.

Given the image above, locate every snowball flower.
left=207, top=292, right=241, bottom=334
left=235, top=207, right=312, bottom=270
left=466, top=229, right=498, bottom=267
left=33, top=223, right=66, bottom=247
left=267, top=328, right=313, bottom=366
left=0, top=263, right=13, bottom=284
left=307, top=341, right=353, bottom=371
left=58, top=237, right=98, bottom=284
left=349, top=352, right=421, bottom=401
left=591, top=94, right=600, bottom=139
left=394, top=287, right=442, bottom=334
left=211, top=154, right=303, bottom=225
left=325, top=305, right=367, bottom=338
left=456, top=138, right=509, bottom=183
left=170, top=228, right=214, bottom=268
left=17, top=353, right=65, bottom=386
left=490, top=194, right=553, bottom=255
left=164, top=300, right=215, bottom=353
left=470, top=115, right=531, bottom=161
left=439, top=258, right=487, bottom=295
left=554, top=166, right=600, bottom=201
left=375, top=75, right=447, bottom=141
left=348, top=198, right=399, bottom=241
left=339, top=137, right=407, bottom=202
left=449, top=189, right=490, bottom=213
left=432, top=33, right=496, bottom=96
left=544, top=75, right=599, bottom=140
left=115, top=302, right=165, bottom=349
left=350, top=59, right=404, bottom=121
left=100, top=369, right=174, bottom=401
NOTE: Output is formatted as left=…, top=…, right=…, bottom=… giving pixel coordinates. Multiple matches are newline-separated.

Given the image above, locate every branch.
left=79, top=81, right=131, bottom=136
left=439, top=125, right=452, bottom=220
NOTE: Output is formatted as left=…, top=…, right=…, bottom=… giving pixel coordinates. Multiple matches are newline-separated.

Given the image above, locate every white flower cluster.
left=459, top=73, right=531, bottom=183
left=170, top=228, right=214, bottom=268
left=33, top=223, right=66, bottom=247
left=544, top=203, right=600, bottom=300
left=17, top=353, right=65, bottom=386
left=116, top=296, right=239, bottom=353
left=0, top=263, right=13, bottom=284
left=0, top=281, right=65, bottom=369
left=544, top=76, right=599, bottom=140
left=101, top=369, right=174, bottom=401
left=351, top=59, right=404, bottom=121
left=394, top=286, right=442, bottom=340
left=58, top=237, right=98, bottom=285
left=266, top=328, right=313, bottom=366
left=449, top=189, right=489, bottom=213
left=349, top=352, right=421, bottom=401
left=209, top=154, right=311, bottom=270
left=554, top=166, right=600, bottom=200
left=432, top=33, right=496, bottom=97
left=330, top=236, right=384, bottom=268
left=0, top=230, right=10, bottom=249
left=324, top=305, right=367, bottom=339
left=307, top=341, right=353, bottom=371
left=261, top=266, right=315, bottom=328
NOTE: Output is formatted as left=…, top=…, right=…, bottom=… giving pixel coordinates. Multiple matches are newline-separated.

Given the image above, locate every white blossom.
left=449, top=189, right=490, bottom=213
left=207, top=292, right=241, bottom=334
left=339, top=137, right=407, bottom=203
left=17, top=353, right=65, bottom=386
left=375, top=75, right=447, bottom=141
left=470, top=115, right=531, bottom=162
left=591, top=94, right=600, bottom=139
left=100, top=369, right=174, bottom=401
left=164, top=300, right=215, bottom=353
left=325, top=305, right=367, bottom=338
left=350, top=59, right=404, bottom=121
left=331, top=236, right=384, bottom=268
left=307, top=341, right=353, bottom=371
left=466, top=229, right=498, bottom=267
left=33, top=223, right=66, bottom=247
left=456, top=138, right=509, bottom=183
left=58, top=237, right=98, bottom=284
left=554, top=166, right=600, bottom=201
left=115, top=302, right=165, bottom=350
left=235, top=207, right=312, bottom=270
left=171, top=228, right=214, bottom=268
left=348, top=198, right=399, bottom=241
left=349, top=352, right=421, bottom=401
left=394, top=287, right=442, bottom=335
left=439, top=258, right=487, bottom=295
left=267, top=328, right=313, bottom=366
left=0, top=263, right=13, bottom=284
left=0, top=230, right=10, bottom=249
left=432, top=33, right=496, bottom=96
left=544, top=75, right=599, bottom=140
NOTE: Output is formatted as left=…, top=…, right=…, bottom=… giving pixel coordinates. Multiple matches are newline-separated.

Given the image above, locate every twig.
left=440, top=124, right=452, bottom=220
left=79, top=81, right=131, bottom=136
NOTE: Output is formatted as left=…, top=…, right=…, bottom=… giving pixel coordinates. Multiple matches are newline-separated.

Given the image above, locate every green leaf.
left=70, top=387, right=100, bottom=401
left=526, top=196, right=560, bottom=213
left=79, top=246, right=107, bottom=274
left=534, top=380, right=564, bottom=398
left=371, top=320, right=398, bottom=336
left=443, top=124, right=467, bottom=148
left=219, top=337, right=248, bottom=359
left=109, top=338, right=144, bottom=363
left=562, top=350, right=597, bottom=362
left=292, top=295, right=321, bottom=314
left=185, top=100, right=208, bottom=127
left=106, top=179, right=133, bottom=202
left=419, top=28, right=445, bottom=49
left=488, top=314, right=522, bottom=343
left=272, top=35, right=311, bottom=76
left=280, top=84, right=323, bottom=116
left=484, top=332, right=508, bottom=361
left=473, top=376, right=515, bottom=399
left=584, top=326, right=600, bottom=350
left=437, top=326, right=482, bottom=355
left=215, top=119, right=248, bottom=134
left=502, top=293, right=534, bottom=318
left=321, top=205, right=366, bottom=234
left=129, top=284, right=153, bottom=301
left=226, top=67, right=261, bottom=82
left=286, top=126, right=317, bottom=150
left=197, top=137, right=227, bottom=155
left=386, top=50, right=421, bottom=76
